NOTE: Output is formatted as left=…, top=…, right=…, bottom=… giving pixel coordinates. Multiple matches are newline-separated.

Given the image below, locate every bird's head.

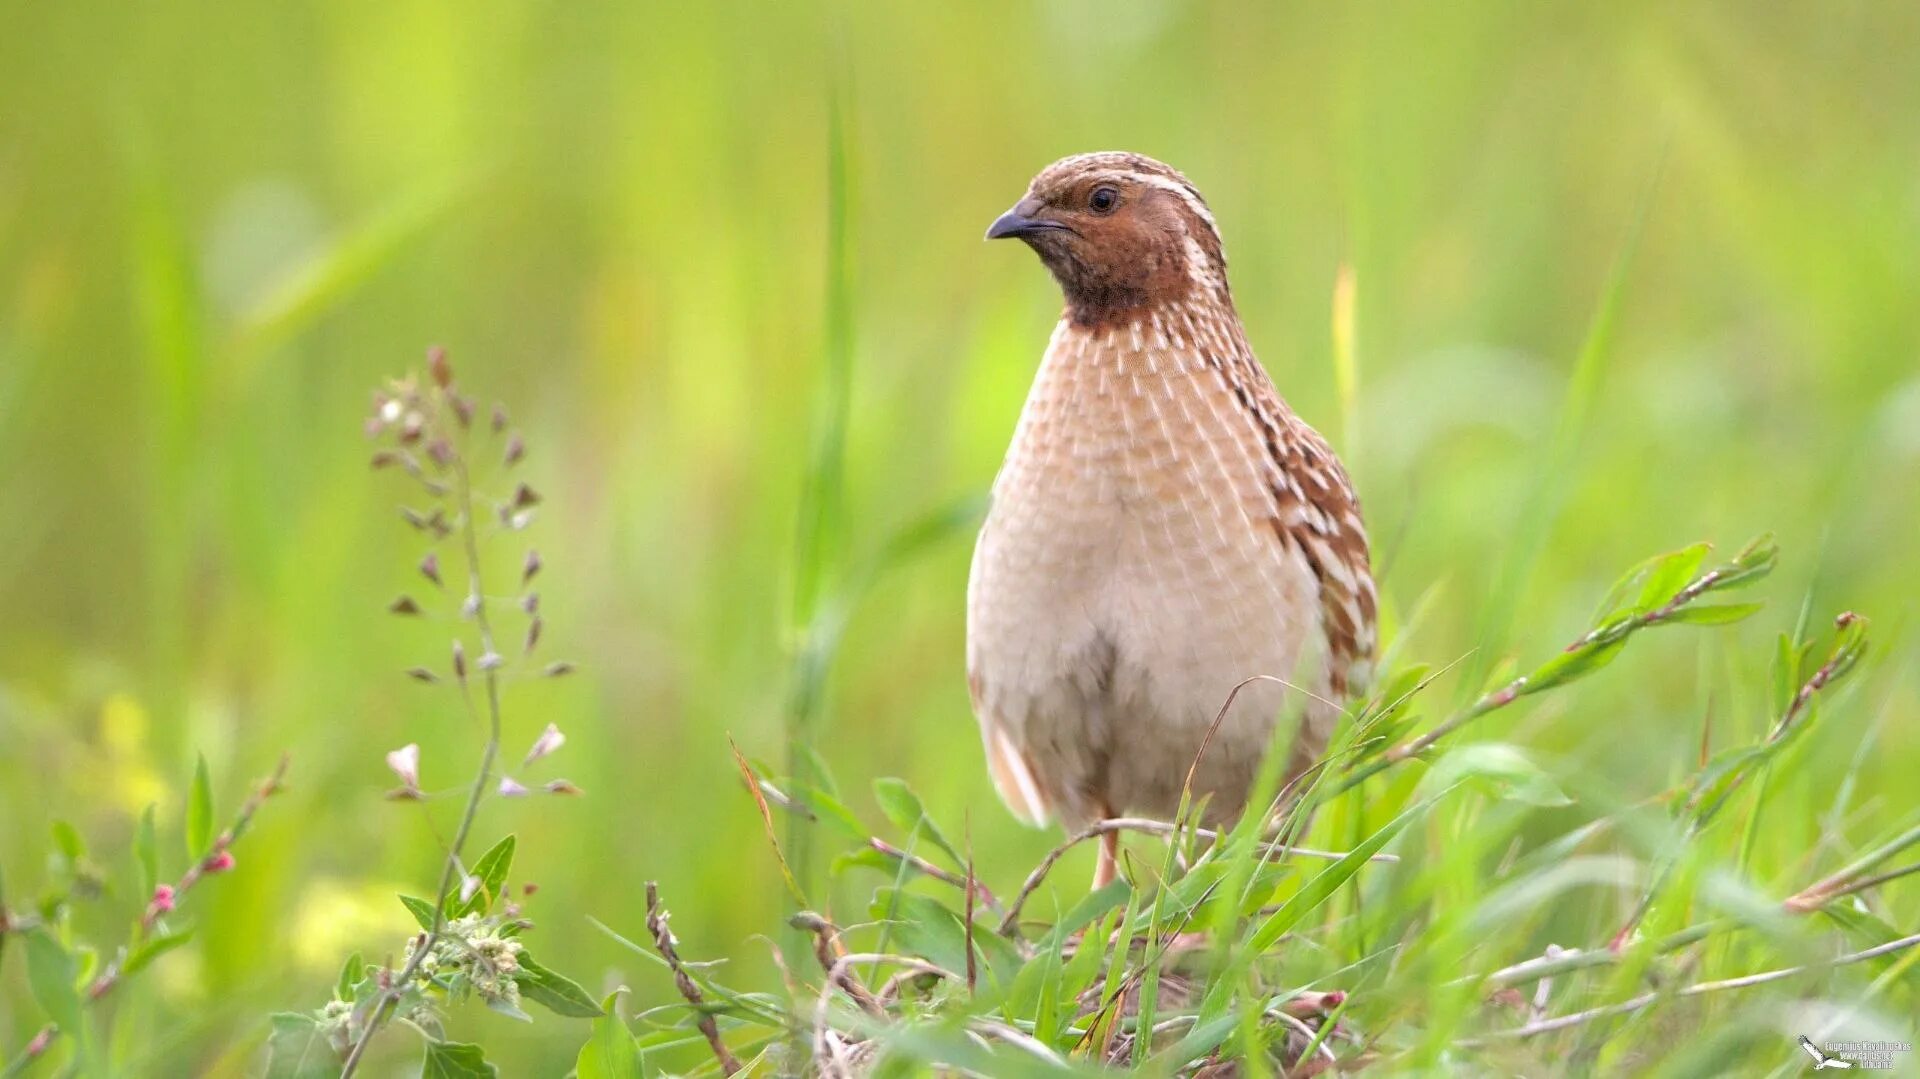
left=986, top=152, right=1231, bottom=329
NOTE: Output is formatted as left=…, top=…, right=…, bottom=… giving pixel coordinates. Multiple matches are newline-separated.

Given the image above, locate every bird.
left=967, top=152, right=1377, bottom=888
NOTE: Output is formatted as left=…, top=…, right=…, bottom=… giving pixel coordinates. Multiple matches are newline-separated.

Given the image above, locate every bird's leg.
left=1091, top=814, right=1119, bottom=890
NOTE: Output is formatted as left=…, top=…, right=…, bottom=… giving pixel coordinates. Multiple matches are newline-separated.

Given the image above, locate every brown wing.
left=1209, top=348, right=1378, bottom=699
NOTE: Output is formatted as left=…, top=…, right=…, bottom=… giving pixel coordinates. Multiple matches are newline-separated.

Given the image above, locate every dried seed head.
left=370, top=451, right=401, bottom=470
left=401, top=507, right=430, bottom=531
left=520, top=592, right=539, bottom=615
left=504, top=434, right=525, bottom=467
left=405, top=667, right=439, bottom=684
left=419, top=553, right=442, bottom=588
left=427, top=439, right=453, bottom=469
left=511, top=483, right=540, bottom=509
left=428, top=346, right=452, bottom=388
left=491, top=403, right=508, bottom=432
left=389, top=596, right=422, bottom=616
left=524, top=617, right=542, bottom=656
left=543, top=779, right=582, bottom=796
left=452, top=640, right=468, bottom=681
left=543, top=661, right=575, bottom=678
left=522, top=550, right=542, bottom=587
left=451, top=394, right=475, bottom=429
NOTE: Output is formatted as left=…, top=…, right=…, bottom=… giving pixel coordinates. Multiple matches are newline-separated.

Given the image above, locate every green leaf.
left=516, top=951, right=604, bottom=1017
left=872, top=778, right=963, bottom=868
left=575, top=990, right=642, bottom=1079
left=399, top=894, right=439, bottom=931
left=1418, top=743, right=1572, bottom=807
left=452, top=835, right=516, bottom=917
left=264, top=1012, right=332, bottom=1079
left=134, top=805, right=159, bottom=899
left=1770, top=632, right=1798, bottom=717
left=1247, top=791, right=1437, bottom=952
left=1523, top=635, right=1628, bottom=694
left=1820, top=906, right=1920, bottom=994
left=336, top=952, right=363, bottom=1002
left=1591, top=549, right=1675, bottom=624
left=829, top=845, right=896, bottom=878
left=1664, top=602, right=1765, bottom=626
left=25, top=930, right=84, bottom=1034
left=187, top=754, right=214, bottom=857
left=1633, top=542, right=1710, bottom=612
left=24, top=925, right=91, bottom=1067
left=422, top=1040, right=500, bottom=1078
left=777, top=777, right=870, bottom=841
left=486, top=994, right=533, bottom=1022
left=869, top=888, right=1020, bottom=988
left=51, top=820, right=86, bottom=865
left=122, top=927, right=195, bottom=975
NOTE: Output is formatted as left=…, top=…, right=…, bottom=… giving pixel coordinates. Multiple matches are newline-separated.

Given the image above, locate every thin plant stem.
left=1462, top=933, right=1920, bottom=1044
left=340, top=434, right=506, bottom=1077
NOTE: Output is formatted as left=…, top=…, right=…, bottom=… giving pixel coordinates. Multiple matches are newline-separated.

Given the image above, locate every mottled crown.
left=1000, top=152, right=1231, bottom=328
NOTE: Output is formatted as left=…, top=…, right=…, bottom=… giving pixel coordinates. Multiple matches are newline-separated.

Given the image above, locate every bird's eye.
left=1088, top=186, right=1119, bottom=213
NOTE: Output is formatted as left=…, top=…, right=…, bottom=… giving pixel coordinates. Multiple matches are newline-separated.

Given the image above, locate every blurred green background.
left=2, top=1, right=1917, bottom=1072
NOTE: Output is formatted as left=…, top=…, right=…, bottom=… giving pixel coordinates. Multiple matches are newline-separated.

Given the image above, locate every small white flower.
left=459, top=873, right=482, bottom=904
left=386, top=743, right=421, bottom=790
left=524, top=723, right=566, bottom=766
left=497, top=776, right=529, bottom=797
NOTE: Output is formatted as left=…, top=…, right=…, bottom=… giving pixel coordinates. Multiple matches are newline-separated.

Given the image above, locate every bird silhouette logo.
left=1800, top=1036, right=1856, bottom=1070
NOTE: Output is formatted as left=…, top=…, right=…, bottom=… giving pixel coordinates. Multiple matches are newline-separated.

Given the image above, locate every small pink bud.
left=491, top=403, right=508, bottom=432
left=419, top=553, right=442, bottom=588
left=386, top=743, right=421, bottom=790
left=524, top=723, right=565, bottom=766
left=148, top=884, right=177, bottom=916
left=504, top=434, right=525, bottom=466
left=205, top=850, right=236, bottom=873
left=498, top=776, right=529, bottom=797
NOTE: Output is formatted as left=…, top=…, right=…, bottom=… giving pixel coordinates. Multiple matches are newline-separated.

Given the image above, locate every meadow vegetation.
left=3, top=4, right=1918, bottom=1074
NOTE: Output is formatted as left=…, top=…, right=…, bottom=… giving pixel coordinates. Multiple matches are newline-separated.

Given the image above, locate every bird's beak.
left=985, top=197, right=1067, bottom=241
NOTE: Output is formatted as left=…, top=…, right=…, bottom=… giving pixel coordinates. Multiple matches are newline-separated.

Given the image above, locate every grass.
left=2, top=2, right=1918, bottom=1074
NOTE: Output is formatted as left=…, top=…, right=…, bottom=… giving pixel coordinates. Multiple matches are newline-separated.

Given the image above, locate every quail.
left=968, top=152, right=1377, bottom=887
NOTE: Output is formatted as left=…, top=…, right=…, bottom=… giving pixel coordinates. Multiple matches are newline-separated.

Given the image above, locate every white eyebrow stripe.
left=1132, top=174, right=1217, bottom=231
